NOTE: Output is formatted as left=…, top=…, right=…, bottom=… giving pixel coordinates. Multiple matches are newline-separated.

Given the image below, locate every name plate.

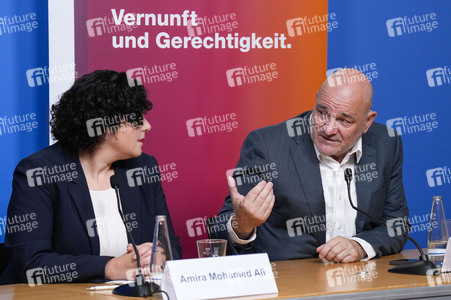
left=161, top=253, right=278, bottom=300
left=440, top=237, right=451, bottom=272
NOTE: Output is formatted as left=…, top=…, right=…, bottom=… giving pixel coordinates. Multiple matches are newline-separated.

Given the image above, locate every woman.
left=0, top=70, right=182, bottom=284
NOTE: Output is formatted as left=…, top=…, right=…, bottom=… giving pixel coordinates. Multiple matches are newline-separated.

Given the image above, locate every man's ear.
left=363, top=111, right=377, bottom=134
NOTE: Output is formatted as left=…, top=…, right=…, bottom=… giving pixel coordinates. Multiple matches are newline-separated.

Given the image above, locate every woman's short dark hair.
left=50, top=70, right=152, bottom=151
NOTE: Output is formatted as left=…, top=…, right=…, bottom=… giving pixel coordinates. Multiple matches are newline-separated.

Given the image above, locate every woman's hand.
left=104, top=242, right=153, bottom=280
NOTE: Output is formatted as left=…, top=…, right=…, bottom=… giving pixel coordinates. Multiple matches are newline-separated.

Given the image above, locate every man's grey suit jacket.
left=214, top=111, right=409, bottom=261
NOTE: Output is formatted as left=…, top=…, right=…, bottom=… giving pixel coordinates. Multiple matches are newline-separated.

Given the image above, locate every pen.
left=86, top=285, right=120, bottom=291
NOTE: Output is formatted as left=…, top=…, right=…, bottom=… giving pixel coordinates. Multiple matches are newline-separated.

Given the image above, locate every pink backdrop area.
left=75, top=0, right=327, bottom=258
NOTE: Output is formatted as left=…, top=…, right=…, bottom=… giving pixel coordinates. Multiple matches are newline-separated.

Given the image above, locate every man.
left=215, top=68, right=409, bottom=263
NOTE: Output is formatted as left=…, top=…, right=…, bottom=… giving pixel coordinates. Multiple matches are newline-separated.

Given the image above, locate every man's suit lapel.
left=64, top=147, right=101, bottom=255
left=288, top=112, right=326, bottom=245
left=355, top=132, right=377, bottom=233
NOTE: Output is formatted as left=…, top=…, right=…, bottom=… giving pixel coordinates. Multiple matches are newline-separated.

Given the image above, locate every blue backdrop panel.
left=0, top=1, right=49, bottom=242
left=328, top=0, right=451, bottom=249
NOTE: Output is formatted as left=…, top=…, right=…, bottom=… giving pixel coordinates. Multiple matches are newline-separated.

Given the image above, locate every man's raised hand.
left=228, top=176, right=275, bottom=239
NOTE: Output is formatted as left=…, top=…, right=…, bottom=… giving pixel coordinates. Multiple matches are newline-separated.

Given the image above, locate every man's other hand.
left=316, top=236, right=366, bottom=263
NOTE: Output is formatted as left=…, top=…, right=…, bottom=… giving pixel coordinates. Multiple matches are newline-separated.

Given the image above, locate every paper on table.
left=105, top=280, right=135, bottom=285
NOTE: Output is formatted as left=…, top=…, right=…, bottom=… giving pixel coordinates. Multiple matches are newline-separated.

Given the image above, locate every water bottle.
left=427, top=196, right=448, bottom=267
left=150, top=215, right=173, bottom=287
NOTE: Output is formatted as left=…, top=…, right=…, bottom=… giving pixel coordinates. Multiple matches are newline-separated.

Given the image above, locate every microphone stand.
left=109, top=176, right=157, bottom=297
left=344, top=169, right=439, bottom=276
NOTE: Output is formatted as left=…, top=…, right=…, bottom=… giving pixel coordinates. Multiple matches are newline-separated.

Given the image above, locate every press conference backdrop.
left=0, top=0, right=450, bottom=259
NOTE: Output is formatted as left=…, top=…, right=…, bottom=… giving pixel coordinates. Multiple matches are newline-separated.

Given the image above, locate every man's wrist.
left=227, top=216, right=257, bottom=245
left=231, top=215, right=254, bottom=239
left=350, top=239, right=367, bottom=259
left=351, top=237, right=377, bottom=260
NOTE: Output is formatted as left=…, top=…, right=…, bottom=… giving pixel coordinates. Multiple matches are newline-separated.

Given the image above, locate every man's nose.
left=323, top=118, right=338, bottom=135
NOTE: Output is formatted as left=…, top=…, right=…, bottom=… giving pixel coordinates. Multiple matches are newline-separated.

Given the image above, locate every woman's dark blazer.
left=1, top=142, right=182, bottom=284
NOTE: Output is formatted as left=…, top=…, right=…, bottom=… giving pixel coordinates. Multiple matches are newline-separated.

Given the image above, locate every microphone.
left=344, top=168, right=438, bottom=276
left=110, top=175, right=153, bottom=297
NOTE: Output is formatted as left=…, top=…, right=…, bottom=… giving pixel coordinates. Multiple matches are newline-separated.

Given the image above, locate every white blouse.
left=89, top=188, right=128, bottom=257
